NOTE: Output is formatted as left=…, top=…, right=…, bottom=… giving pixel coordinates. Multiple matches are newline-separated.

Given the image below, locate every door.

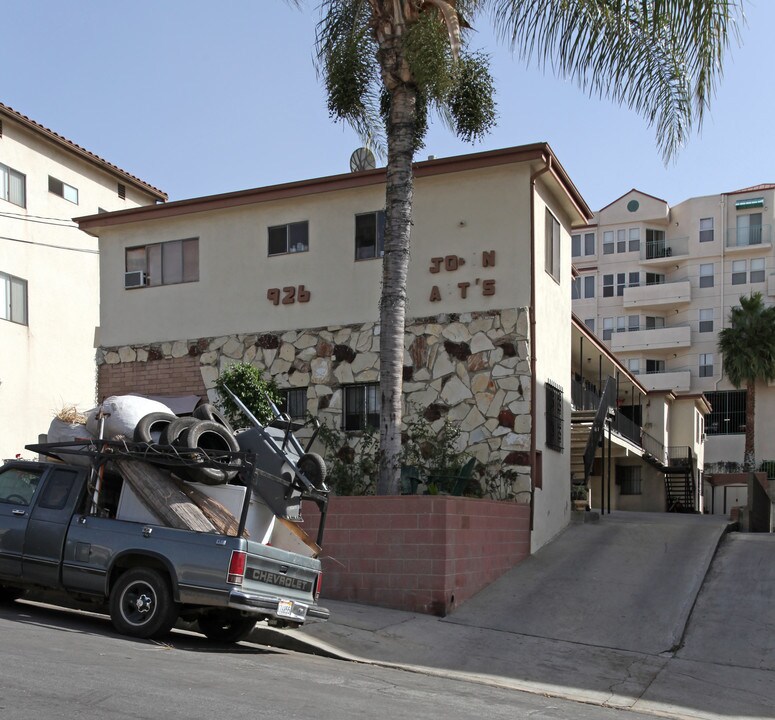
left=22, top=467, right=83, bottom=588
left=0, top=465, right=44, bottom=579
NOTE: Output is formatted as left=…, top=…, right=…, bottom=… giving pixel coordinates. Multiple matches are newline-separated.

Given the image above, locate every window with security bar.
left=343, top=383, right=380, bottom=431
left=281, top=388, right=307, bottom=421
left=705, top=390, right=746, bottom=435
left=545, top=381, right=564, bottom=452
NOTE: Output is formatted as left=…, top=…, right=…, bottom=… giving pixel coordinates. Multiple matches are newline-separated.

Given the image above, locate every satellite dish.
left=349, top=147, right=376, bottom=172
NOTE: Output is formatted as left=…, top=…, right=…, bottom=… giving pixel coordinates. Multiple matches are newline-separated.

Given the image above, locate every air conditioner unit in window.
left=124, top=271, right=146, bottom=289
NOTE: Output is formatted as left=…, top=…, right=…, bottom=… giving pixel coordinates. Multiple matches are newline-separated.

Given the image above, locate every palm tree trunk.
left=375, top=32, right=416, bottom=495
left=744, top=379, right=756, bottom=471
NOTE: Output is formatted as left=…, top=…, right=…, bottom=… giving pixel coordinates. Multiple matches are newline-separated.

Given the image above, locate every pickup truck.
left=0, top=437, right=330, bottom=644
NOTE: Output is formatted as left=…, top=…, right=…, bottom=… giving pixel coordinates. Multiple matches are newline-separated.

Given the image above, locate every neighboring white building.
left=0, top=103, right=166, bottom=460
left=571, top=185, right=775, bottom=512
left=78, top=143, right=592, bottom=552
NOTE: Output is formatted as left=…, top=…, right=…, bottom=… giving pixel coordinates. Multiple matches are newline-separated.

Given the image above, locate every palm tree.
left=717, top=292, right=775, bottom=471
left=296, top=0, right=741, bottom=494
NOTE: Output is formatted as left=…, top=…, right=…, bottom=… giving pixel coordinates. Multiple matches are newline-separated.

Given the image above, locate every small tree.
left=214, top=362, right=282, bottom=429
left=717, top=292, right=775, bottom=471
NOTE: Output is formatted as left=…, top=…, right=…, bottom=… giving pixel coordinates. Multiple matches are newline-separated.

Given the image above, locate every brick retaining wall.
left=301, top=495, right=531, bottom=615
left=98, top=356, right=207, bottom=401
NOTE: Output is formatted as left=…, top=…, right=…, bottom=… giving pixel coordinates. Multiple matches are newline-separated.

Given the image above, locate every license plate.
left=277, top=600, right=307, bottom=619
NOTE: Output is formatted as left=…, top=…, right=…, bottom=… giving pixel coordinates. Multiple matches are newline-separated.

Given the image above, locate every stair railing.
left=582, top=376, right=617, bottom=483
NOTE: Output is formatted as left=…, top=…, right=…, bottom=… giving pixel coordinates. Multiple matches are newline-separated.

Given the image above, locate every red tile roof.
left=0, top=102, right=167, bottom=201
left=727, top=183, right=775, bottom=195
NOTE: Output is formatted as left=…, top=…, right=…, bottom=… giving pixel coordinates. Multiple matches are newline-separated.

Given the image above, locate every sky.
left=3, top=1, right=772, bottom=212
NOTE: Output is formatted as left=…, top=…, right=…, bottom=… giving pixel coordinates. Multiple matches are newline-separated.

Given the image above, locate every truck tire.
left=193, top=403, right=234, bottom=435
left=297, top=452, right=328, bottom=491
left=109, top=568, right=179, bottom=639
left=181, top=420, right=241, bottom=485
left=197, top=610, right=256, bottom=643
left=134, top=412, right=177, bottom=444
left=159, top=416, right=200, bottom=446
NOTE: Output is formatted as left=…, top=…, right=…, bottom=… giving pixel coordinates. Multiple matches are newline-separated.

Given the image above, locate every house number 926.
left=267, top=285, right=311, bottom=305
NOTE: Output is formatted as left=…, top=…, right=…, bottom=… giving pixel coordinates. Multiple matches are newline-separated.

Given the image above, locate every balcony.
left=726, top=224, right=772, bottom=250
left=637, top=368, right=692, bottom=392
left=641, top=236, right=689, bottom=265
left=611, top=324, right=691, bottom=353
left=623, top=280, right=691, bottom=309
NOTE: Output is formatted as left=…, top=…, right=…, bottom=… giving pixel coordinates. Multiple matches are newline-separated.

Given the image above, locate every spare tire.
left=193, top=403, right=234, bottom=435
left=134, top=412, right=178, bottom=444
left=296, top=452, right=328, bottom=491
left=181, top=420, right=241, bottom=485
left=159, top=416, right=200, bottom=446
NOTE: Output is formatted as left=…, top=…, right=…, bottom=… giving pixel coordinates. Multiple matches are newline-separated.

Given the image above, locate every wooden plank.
left=169, top=476, right=247, bottom=537
left=114, top=459, right=216, bottom=533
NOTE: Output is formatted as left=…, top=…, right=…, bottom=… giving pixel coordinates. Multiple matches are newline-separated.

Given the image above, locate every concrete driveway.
left=444, top=512, right=730, bottom=655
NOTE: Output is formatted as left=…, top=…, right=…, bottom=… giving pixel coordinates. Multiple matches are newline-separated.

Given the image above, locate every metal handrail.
left=582, top=376, right=616, bottom=482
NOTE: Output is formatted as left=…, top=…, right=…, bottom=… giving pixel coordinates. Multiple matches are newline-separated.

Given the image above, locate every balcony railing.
left=571, top=377, right=601, bottom=412
left=726, top=224, right=772, bottom=248
left=611, top=324, right=691, bottom=352
left=642, top=236, right=689, bottom=261
left=642, top=430, right=667, bottom=466
left=623, top=279, right=691, bottom=309
left=612, top=412, right=642, bottom=446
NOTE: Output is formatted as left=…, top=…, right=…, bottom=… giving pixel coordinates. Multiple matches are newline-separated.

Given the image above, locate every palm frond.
left=490, top=0, right=741, bottom=163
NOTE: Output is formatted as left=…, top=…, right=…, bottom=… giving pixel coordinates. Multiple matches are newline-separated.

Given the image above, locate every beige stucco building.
left=572, top=185, right=775, bottom=516
left=0, top=103, right=166, bottom=461
left=78, top=144, right=593, bottom=552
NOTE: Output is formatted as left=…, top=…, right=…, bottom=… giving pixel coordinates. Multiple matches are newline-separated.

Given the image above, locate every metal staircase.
left=663, top=449, right=696, bottom=512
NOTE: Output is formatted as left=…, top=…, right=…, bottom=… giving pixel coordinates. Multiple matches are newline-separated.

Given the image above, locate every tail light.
left=314, top=571, right=322, bottom=599
left=227, top=550, right=247, bottom=585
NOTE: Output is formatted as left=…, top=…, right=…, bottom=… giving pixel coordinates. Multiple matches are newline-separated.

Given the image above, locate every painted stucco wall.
left=0, top=119, right=159, bottom=459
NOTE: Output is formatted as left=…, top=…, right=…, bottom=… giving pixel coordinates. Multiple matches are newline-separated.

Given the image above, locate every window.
left=0, top=271, right=28, bottom=325
left=731, top=260, right=746, bottom=285
left=645, top=316, right=665, bottom=330
left=645, top=272, right=664, bottom=285
left=617, top=273, right=626, bottom=296
left=646, top=229, right=667, bottom=258
left=602, top=274, right=614, bottom=297
left=344, top=383, right=380, bottom=430
left=628, top=315, right=640, bottom=332
left=603, top=231, right=614, bottom=255
left=268, top=221, right=309, bottom=256
left=0, top=466, right=42, bottom=506
left=617, top=230, right=627, bottom=253
left=573, top=275, right=595, bottom=300
left=627, top=358, right=640, bottom=374
left=118, top=183, right=126, bottom=200
left=125, top=238, right=199, bottom=287
left=699, top=264, right=714, bottom=288
left=572, top=231, right=595, bottom=257
left=646, top=359, right=665, bottom=374
left=38, top=469, right=77, bottom=510
left=629, top=272, right=640, bottom=288
left=751, top=258, right=765, bottom=283
left=699, top=217, right=714, bottom=243
left=355, top=211, right=385, bottom=260
left=629, top=228, right=640, bottom=252
left=571, top=277, right=581, bottom=300
left=281, top=388, right=307, bottom=421
left=705, top=390, right=746, bottom=435
left=583, top=275, right=595, bottom=299
left=545, top=381, right=563, bottom=452
left=736, top=213, right=762, bottom=246
left=584, top=318, right=595, bottom=332
left=603, top=317, right=613, bottom=341
left=616, top=316, right=626, bottom=333
left=0, top=162, right=26, bottom=208
left=699, top=353, right=713, bottom=377
left=48, top=176, right=78, bottom=204
left=617, top=466, right=642, bottom=495
left=584, top=232, right=595, bottom=256
left=699, top=308, right=713, bottom=333
left=544, top=209, right=560, bottom=281
left=572, top=234, right=581, bottom=258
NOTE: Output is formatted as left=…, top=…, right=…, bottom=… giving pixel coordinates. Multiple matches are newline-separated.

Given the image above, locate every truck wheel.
left=109, top=568, right=178, bottom=639
left=198, top=610, right=256, bottom=643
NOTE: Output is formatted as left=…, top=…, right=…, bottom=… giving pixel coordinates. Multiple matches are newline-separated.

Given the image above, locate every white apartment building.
left=0, top=103, right=166, bottom=460
left=571, top=185, right=775, bottom=482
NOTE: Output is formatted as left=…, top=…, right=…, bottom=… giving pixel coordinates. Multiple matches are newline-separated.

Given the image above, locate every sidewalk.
left=252, top=515, right=775, bottom=720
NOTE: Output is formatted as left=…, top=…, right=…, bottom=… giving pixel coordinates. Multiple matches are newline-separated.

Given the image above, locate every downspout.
left=530, top=155, right=552, bottom=535
left=716, top=193, right=727, bottom=391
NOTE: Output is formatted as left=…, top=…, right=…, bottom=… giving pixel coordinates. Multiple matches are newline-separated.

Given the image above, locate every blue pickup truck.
left=0, top=438, right=329, bottom=643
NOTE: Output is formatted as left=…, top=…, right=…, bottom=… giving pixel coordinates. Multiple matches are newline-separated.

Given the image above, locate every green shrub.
left=214, top=362, right=282, bottom=429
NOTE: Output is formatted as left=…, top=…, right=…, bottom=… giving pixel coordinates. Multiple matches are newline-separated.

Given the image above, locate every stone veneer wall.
left=97, top=308, right=532, bottom=497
